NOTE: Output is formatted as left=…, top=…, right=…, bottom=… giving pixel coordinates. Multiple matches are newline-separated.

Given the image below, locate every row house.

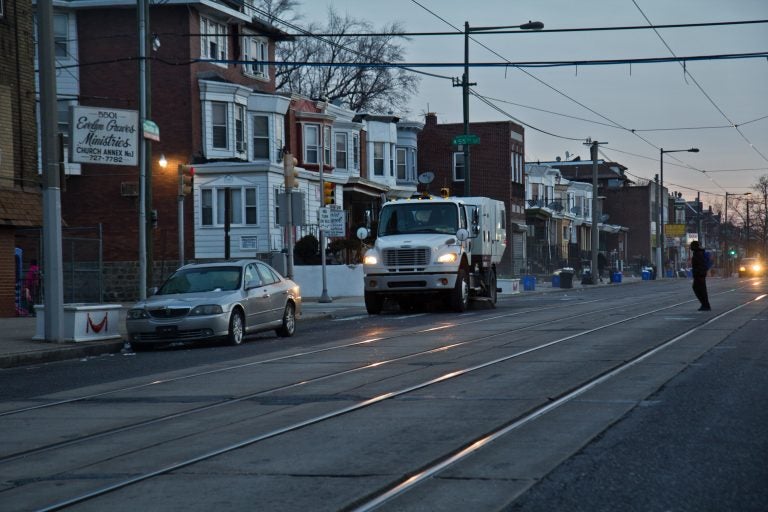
left=35, top=0, right=421, bottom=301
left=417, top=113, right=527, bottom=276
left=524, top=164, right=595, bottom=274
left=1, top=0, right=43, bottom=317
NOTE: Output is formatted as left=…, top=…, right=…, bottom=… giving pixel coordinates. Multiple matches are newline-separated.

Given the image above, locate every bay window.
left=201, top=187, right=258, bottom=226
left=252, top=115, right=269, bottom=159
left=212, top=102, right=228, bottom=149
left=304, top=124, right=319, bottom=164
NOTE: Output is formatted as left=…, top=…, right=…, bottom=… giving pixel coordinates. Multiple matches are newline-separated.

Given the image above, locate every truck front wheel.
left=450, top=268, right=470, bottom=312
left=365, top=291, right=384, bottom=314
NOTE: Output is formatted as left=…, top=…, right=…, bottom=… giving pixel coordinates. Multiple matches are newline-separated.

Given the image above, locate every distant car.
left=738, top=258, right=765, bottom=278
left=126, top=260, right=301, bottom=349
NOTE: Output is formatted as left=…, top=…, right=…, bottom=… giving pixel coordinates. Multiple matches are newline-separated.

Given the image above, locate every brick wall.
left=418, top=114, right=526, bottom=275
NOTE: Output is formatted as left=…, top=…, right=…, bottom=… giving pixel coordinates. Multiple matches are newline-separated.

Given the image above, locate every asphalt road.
left=0, top=276, right=765, bottom=511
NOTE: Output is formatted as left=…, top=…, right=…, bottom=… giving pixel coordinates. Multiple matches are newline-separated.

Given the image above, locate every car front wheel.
left=227, top=310, right=245, bottom=345
left=275, top=302, right=296, bottom=337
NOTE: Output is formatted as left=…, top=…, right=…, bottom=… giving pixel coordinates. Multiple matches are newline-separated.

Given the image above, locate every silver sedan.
left=126, top=260, right=301, bottom=349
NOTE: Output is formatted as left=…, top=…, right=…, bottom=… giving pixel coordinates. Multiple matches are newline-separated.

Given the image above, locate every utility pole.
left=584, top=139, right=606, bottom=284
left=38, top=0, right=64, bottom=341
left=137, top=0, right=148, bottom=299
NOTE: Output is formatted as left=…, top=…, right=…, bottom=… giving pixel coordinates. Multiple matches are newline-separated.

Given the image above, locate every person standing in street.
left=689, top=241, right=711, bottom=311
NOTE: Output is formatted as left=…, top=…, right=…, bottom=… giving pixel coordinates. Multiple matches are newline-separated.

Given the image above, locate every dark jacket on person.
left=691, top=247, right=709, bottom=278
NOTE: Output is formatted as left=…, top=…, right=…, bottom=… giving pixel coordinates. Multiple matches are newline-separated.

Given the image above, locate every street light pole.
left=458, top=20, right=543, bottom=197
left=658, top=147, right=699, bottom=278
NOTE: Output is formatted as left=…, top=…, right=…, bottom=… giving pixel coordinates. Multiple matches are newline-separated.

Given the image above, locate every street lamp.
left=457, top=20, right=543, bottom=196
left=658, top=147, right=699, bottom=278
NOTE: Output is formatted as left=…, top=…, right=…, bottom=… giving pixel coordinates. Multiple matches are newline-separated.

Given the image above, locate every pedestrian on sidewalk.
left=689, top=241, right=711, bottom=311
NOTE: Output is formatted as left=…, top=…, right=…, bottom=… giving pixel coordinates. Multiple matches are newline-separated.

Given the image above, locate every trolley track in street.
left=23, top=287, right=764, bottom=512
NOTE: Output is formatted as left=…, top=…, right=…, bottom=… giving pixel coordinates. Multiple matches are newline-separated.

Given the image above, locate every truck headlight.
left=364, top=255, right=378, bottom=265
left=437, top=253, right=458, bottom=263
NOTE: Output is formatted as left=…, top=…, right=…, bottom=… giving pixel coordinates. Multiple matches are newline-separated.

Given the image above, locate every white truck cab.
left=358, top=195, right=506, bottom=314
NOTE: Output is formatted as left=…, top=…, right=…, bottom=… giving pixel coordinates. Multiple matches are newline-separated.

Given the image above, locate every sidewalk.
left=0, top=277, right=639, bottom=369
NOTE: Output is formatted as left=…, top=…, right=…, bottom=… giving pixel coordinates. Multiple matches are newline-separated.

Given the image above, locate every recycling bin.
left=522, top=275, right=536, bottom=291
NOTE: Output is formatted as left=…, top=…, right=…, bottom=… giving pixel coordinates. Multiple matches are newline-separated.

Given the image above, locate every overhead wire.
left=631, top=0, right=768, bottom=166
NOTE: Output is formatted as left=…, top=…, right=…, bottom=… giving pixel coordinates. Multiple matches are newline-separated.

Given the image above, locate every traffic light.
left=323, top=181, right=335, bottom=205
left=178, top=164, right=194, bottom=196
left=283, top=154, right=299, bottom=189
left=728, top=248, right=737, bottom=257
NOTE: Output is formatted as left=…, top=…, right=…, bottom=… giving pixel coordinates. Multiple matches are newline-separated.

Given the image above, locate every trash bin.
left=523, top=275, right=536, bottom=291
left=581, top=269, right=593, bottom=285
left=559, top=268, right=575, bottom=288
left=641, top=269, right=650, bottom=280
left=551, top=273, right=560, bottom=288
left=611, top=271, right=622, bottom=283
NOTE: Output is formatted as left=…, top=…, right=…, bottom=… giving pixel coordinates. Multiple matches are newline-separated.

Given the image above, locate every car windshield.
left=378, top=203, right=459, bottom=235
left=157, top=266, right=242, bottom=294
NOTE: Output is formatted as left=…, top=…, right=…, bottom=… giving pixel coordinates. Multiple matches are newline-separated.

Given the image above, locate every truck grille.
left=383, top=248, right=430, bottom=267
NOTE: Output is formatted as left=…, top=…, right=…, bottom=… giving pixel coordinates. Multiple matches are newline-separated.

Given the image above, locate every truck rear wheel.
left=487, top=268, right=498, bottom=305
left=365, top=291, right=384, bottom=314
left=450, top=268, right=469, bottom=312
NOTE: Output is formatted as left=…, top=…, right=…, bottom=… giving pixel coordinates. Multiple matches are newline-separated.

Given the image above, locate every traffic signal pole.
left=318, top=131, right=332, bottom=303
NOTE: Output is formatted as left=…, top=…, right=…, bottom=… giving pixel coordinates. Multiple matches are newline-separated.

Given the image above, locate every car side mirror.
left=148, top=287, right=158, bottom=296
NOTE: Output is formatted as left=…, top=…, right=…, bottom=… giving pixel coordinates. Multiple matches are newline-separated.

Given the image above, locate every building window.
left=352, top=134, right=359, bottom=168
left=274, top=115, right=284, bottom=161
left=212, top=102, right=228, bottom=149
left=304, top=124, right=319, bottom=164
left=202, top=189, right=214, bottom=225
left=323, top=126, right=331, bottom=165
left=235, top=105, right=246, bottom=154
left=245, top=188, right=257, bottom=224
left=54, top=14, right=68, bottom=58
left=274, top=187, right=280, bottom=226
left=396, top=148, right=406, bottom=180
left=201, top=17, right=228, bottom=65
left=242, top=35, right=268, bottom=78
left=373, top=142, right=384, bottom=176
left=201, top=186, right=258, bottom=226
left=453, top=152, right=465, bottom=181
left=0, top=0, right=4, bottom=18
left=57, top=101, right=70, bottom=148
left=335, top=133, right=348, bottom=169
left=252, top=115, right=269, bottom=159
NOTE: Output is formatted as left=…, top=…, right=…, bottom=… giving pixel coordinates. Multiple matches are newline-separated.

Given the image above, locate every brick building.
left=417, top=113, right=526, bottom=276
left=0, top=0, right=43, bottom=317
left=44, top=0, right=292, bottom=300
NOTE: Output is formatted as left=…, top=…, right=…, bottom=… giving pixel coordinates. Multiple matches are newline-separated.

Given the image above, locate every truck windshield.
left=378, top=203, right=459, bottom=235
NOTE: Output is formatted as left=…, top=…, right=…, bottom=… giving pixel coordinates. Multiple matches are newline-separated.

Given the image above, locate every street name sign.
left=452, top=134, right=480, bottom=146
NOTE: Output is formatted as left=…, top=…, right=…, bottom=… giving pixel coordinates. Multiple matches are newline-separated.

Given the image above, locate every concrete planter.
left=33, top=304, right=123, bottom=342
left=498, top=278, right=521, bottom=295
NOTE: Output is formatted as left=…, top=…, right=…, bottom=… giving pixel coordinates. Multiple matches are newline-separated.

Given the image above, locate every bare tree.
left=751, top=174, right=768, bottom=255
left=253, top=0, right=302, bottom=25
left=273, top=7, right=420, bottom=116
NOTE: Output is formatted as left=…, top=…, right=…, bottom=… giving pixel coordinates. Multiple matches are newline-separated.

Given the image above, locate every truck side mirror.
left=456, top=228, right=469, bottom=241
left=356, top=227, right=369, bottom=240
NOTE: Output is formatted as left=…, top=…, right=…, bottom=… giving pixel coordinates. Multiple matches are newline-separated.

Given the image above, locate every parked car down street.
left=126, top=260, right=301, bottom=349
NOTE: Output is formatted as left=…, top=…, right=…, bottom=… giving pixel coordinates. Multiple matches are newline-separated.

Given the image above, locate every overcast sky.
left=297, top=0, right=768, bottom=209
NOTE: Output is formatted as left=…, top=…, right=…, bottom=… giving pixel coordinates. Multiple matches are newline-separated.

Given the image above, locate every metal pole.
left=285, top=187, right=294, bottom=279
left=463, top=21, right=471, bottom=197
left=590, top=142, right=599, bottom=284
left=657, top=149, right=664, bottom=279
left=746, top=199, right=750, bottom=257
left=178, top=194, right=184, bottom=267
left=137, top=0, right=148, bottom=299
left=319, top=128, right=332, bottom=303
left=723, top=192, right=727, bottom=277
left=697, top=192, right=702, bottom=249
left=38, top=0, right=64, bottom=341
